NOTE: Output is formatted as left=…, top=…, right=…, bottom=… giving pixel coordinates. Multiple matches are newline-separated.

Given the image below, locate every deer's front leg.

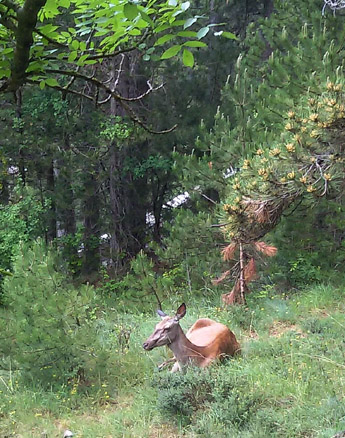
left=158, top=357, right=176, bottom=371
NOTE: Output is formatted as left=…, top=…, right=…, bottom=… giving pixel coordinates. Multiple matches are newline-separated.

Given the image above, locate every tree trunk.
left=81, top=168, right=100, bottom=276
left=107, top=54, right=148, bottom=272
left=46, top=161, right=57, bottom=241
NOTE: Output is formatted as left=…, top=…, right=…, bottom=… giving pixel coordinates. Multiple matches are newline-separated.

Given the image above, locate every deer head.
left=142, top=303, right=186, bottom=351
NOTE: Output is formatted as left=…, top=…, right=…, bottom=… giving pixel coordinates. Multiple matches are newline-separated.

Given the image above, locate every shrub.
left=0, top=240, right=106, bottom=387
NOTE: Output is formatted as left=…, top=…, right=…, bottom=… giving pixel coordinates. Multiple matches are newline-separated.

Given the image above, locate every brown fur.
left=143, top=306, right=240, bottom=371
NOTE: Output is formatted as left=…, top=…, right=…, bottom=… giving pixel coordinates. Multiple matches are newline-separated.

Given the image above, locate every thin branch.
left=0, top=15, right=17, bottom=31
left=120, top=81, right=164, bottom=102
left=34, top=28, right=67, bottom=48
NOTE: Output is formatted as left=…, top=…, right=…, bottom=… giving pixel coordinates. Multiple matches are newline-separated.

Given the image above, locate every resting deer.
left=143, top=303, right=240, bottom=372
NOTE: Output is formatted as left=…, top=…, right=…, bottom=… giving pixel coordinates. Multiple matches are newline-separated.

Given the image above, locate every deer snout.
left=143, top=341, right=152, bottom=350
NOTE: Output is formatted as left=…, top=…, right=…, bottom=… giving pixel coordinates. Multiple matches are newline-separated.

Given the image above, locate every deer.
left=143, top=303, right=240, bottom=372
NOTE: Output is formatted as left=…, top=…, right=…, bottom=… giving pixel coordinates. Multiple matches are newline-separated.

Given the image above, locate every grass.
left=1, top=283, right=345, bottom=437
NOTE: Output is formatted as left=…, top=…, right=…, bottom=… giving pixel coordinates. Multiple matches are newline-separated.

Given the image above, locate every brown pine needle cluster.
left=254, top=241, right=278, bottom=257
left=222, top=243, right=237, bottom=261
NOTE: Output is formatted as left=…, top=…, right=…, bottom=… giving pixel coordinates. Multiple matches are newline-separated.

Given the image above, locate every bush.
left=152, top=370, right=214, bottom=423
left=0, top=240, right=107, bottom=387
left=0, top=185, right=49, bottom=295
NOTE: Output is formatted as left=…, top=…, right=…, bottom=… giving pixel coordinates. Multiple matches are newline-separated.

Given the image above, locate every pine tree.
left=183, top=0, right=345, bottom=303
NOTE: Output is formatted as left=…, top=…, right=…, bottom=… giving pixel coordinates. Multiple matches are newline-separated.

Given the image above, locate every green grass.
left=1, top=283, right=345, bottom=437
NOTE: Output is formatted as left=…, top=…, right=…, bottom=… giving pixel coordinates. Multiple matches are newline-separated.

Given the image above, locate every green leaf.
left=2, top=48, right=13, bottom=55
left=183, top=17, right=197, bottom=29
left=77, top=54, right=89, bottom=66
left=39, top=80, right=45, bottom=89
left=222, top=31, right=238, bottom=40
left=71, top=39, right=79, bottom=50
left=154, top=34, right=175, bottom=46
left=182, top=49, right=194, bottom=67
left=68, top=51, right=78, bottom=62
left=177, top=30, right=198, bottom=38
left=45, top=78, right=59, bottom=87
left=197, top=27, right=209, bottom=39
left=161, top=44, right=182, bottom=59
left=183, top=40, right=207, bottom=48
left=124, top=3, right=139, bottom=20
left=26, top=61, right=44, bottom=73
left=140, top=11, right=153, bottom=25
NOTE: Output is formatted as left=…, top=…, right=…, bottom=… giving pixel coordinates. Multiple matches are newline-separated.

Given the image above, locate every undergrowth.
left=0, top=283, right=344, bottom=437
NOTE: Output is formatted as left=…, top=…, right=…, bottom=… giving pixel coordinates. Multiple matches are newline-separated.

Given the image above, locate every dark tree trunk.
left=81, top=168, right=100, bottom=276
left=56, top=135, right=76, bottom=237
left=46, top=161, right=57, bottom=241
left=107, top=54, right=148, bottom=271
left=108, top=140, right=148, bottom=271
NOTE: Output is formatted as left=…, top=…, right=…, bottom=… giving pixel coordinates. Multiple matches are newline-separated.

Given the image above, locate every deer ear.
left=157, top=309, right=167, bottom=319
left=175, top=303, right=186, bottom=320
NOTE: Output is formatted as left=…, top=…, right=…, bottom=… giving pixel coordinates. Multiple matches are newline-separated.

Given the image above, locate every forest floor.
left=1, top=283, right=345, bottom=438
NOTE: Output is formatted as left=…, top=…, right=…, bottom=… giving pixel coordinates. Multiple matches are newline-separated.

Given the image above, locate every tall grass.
left=0, top=283, right=344, bottom=437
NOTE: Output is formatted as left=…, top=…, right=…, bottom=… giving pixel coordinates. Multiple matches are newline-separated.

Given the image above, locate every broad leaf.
left=161, top=44, right=182, bottom=59
left=182, top=48, right=194, bottom=67
left=183, top=40, right=206, bottom=48
left=197, top=26, right=209, bottom=39
left=124, top=3, right=139, bottom=20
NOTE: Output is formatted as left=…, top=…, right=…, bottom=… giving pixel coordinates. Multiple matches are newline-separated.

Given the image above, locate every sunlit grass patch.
left=1, top=283, right=345, bottom=438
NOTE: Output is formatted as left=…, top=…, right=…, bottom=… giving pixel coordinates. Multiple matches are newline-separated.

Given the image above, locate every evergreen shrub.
left=0, top=240, right=116, bottom=387
left=0, top=185, right=48, bottom=293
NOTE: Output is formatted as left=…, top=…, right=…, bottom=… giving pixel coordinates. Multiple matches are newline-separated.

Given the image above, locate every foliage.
left=0, top=240, right=112, bottom=386
left=0, top=283, right=345, bottom=437
left=0, top=0, right=235, bottom=96
left=151, top=285, right=345, bottom=437
left=100, top=250, right=181, bottom=312
left=0, top=185, right=48, bottom=274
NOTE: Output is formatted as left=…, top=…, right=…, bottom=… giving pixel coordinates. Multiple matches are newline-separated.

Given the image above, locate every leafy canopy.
left=0, top=0, right=236, bottom=93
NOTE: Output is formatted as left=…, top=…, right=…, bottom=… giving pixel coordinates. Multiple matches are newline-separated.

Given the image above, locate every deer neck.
left=168, top=325, right=209, bottom=366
